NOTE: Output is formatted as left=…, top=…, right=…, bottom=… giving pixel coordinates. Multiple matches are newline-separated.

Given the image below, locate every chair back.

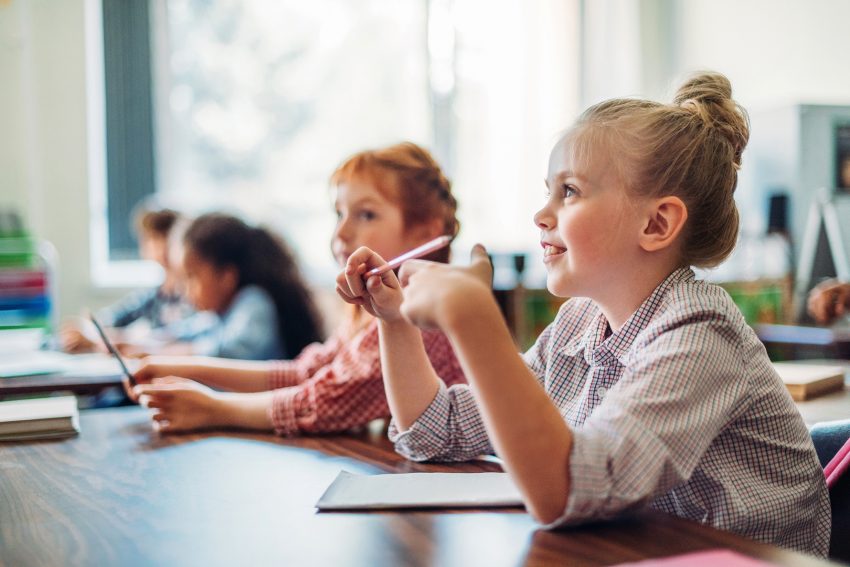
left=811, top=419, right=850, bottom=562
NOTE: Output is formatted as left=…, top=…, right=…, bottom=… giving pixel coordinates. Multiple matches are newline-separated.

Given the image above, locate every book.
left=316, top=471, right=524, bottom=510
left=0, top=395, right=80, bottom=441
left=772, top=362, right=845, bottom=401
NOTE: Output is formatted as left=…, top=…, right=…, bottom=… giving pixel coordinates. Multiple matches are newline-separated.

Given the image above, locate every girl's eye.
left=562, top=184, right=577, bottom=198
left=357, top=210, right=377, bottom=221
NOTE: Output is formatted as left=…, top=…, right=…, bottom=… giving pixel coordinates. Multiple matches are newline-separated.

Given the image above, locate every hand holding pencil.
left=336, top=236, right=494, bottom=331
left=395, top=244, right=493, bottom=330
left=336, top=236, right=452, bottom=321
left=337, top=250, right=403, bottom=321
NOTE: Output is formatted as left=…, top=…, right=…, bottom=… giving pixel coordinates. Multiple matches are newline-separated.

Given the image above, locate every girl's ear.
left=412, top=217, right=445, bottom=242
left=639, top=196, right=688, bottom=253
left=220, top=264, right=240, bottom=294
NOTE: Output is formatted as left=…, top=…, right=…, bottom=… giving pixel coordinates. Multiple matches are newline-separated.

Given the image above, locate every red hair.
left=330, top=142, right=459, bottom=263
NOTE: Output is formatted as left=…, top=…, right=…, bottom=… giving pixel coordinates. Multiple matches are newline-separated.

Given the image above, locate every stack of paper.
left=0, top=395, right=79, bottom=441
left=0, top=351, right=123, bottom=379
left=0, top=350, right=75, bottom=378
left=316, top=471, right=524, bottom=510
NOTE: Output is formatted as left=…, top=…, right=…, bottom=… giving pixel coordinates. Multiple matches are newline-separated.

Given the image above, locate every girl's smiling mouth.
left=542, top=242, right=566, bottom=259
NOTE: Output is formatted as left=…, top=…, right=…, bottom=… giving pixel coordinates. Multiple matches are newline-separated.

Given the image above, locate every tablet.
left=88, top=315, right=137, bottom=387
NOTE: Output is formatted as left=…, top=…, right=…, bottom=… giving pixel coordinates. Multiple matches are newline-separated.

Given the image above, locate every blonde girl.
left=337, top=74, right=830, bottom=556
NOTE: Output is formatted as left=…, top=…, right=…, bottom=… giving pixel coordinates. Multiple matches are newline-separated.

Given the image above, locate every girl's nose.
left=333, top=217, right=352, bottom=242
left=533, top=205, right=554, bottom=230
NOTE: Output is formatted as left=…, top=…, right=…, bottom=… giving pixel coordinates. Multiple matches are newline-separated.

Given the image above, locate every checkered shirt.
left=390, top=268, right=830, bottom=556
left=267, top=319, right=465, bottom=436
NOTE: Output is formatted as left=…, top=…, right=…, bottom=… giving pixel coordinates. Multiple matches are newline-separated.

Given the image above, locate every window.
left=91, top=0, right=580, bottom=286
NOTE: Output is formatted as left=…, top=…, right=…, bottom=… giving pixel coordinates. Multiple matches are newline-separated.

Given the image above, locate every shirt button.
left=596, top=386, right=607, bottom=399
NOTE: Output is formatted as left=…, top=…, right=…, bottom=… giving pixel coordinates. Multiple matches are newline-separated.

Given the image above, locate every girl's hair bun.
left=674, top=71, right=733, bottom=106
left=674, top=72, right=749, bottom=169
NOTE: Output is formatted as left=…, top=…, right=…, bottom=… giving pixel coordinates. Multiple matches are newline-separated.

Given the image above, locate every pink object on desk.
left=825, top=435, right=850, bottom=489
left=613, top=549, right=777, bottom=566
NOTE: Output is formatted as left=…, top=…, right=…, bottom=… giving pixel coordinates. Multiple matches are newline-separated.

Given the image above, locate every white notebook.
left=316, top=471, right=524, bottom=510
left=0, top=395, right=80, bottom=441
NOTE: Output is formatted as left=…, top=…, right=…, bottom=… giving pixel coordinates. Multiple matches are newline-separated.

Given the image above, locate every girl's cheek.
left=187, top=284, right=202, bottom=307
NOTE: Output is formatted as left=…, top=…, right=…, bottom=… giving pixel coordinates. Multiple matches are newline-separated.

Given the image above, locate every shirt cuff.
left=542, top=427, right=614, bottom=529
left=389, top=381, right=452, bottom=461
left=269, top=387, right=302, bottom=437
left=268, top=360, right=299, bottom=389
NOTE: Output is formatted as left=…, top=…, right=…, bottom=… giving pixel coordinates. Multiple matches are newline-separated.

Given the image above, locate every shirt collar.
left=561, top=267, right=695, bottom=366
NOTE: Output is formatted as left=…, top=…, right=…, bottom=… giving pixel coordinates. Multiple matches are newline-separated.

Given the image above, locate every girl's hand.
left=134, top=377, right=225, bottom=434
left=133, top=356, right=182, bottom=385
left=399, top=244, right=493, bottom=329
left=59, top=323, right=100, bottom=354
left=122, top=357, right=161, bottom=403
left=116, top=342, right=150, bottom=359
left=808, top=280, right=850, bottom=325
left=336, top=246, right=406, bottom=322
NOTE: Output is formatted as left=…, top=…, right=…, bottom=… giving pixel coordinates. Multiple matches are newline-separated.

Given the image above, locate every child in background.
left=337, top=74, right=830, bottom=556
left=808, top=279, right=850, bottom=324
left=166, top=213, right=325, bottom=360
left=60, top=206, right=193, bottom=353
left=129, top=142, right=466, bottom=435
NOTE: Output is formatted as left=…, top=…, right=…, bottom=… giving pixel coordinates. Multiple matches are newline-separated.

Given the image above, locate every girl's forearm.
left=151, top=341, right=196, bottom=356
left=155, top=357, right=274, bottom=392
left=378, top=319, right=442, bottom=430
left=441, top=292, right=573, bottom=524
left=216, top=391, right=276, bottom=430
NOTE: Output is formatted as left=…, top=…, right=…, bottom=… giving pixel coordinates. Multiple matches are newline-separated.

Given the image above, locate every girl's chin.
left=545, top=276, right=574, bottom=298
left=545, top=282, right=564, bottom=297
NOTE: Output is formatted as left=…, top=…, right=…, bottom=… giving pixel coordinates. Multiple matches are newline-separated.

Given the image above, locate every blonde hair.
left=570, top=71, right=749, bottom=268
left=330, top=142, right=459, bottom=263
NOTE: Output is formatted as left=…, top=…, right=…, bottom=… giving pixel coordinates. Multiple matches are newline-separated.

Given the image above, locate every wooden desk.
left=0, top=407, right=837, bottom=566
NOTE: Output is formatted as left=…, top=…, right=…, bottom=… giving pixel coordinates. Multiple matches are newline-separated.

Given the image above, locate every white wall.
left=674, top=0, right=850, bottom=108
left=0, top=1, right=33, bottom=219
left=583, top=0, right=850, bottom=107
left=0, top=0, right=125, bottom=322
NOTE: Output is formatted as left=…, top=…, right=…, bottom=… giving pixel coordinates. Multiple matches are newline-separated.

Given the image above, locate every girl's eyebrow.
left=560, top=169, right=589, bottom=182
left=334, top=197, right=382, bottom=210
left=548, top=170, right=590, bottom=185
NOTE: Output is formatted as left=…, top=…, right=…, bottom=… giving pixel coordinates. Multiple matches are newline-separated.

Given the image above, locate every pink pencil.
left=365, top=235, right=452, bottom=277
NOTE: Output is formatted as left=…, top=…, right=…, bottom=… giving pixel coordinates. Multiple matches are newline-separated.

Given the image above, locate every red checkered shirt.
left=390, top=268, right=830, bottom=556
left=267, top=318, right=465, bottom=436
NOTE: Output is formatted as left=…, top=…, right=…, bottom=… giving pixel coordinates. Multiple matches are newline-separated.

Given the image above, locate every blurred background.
left=2, top=0, right=850, bottom=345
